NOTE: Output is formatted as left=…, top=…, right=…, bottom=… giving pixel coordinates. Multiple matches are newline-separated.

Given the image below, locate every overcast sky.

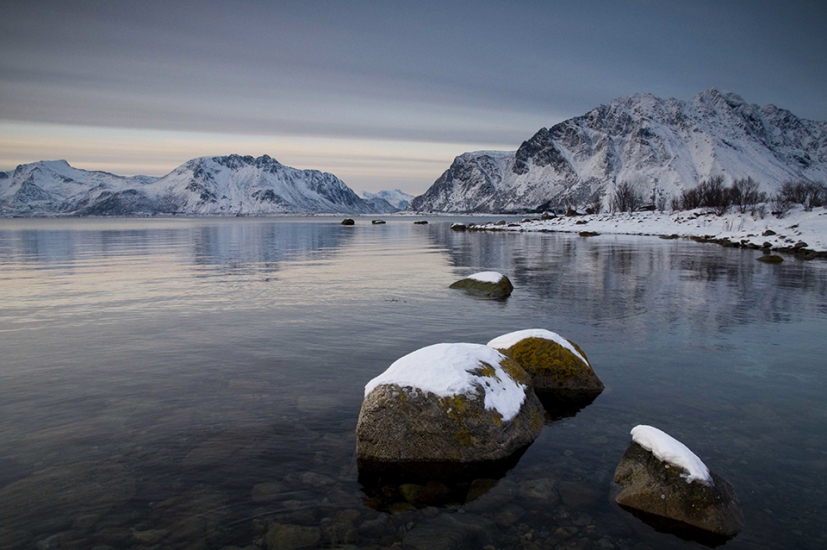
left=2, top=0, right=825, bottom=193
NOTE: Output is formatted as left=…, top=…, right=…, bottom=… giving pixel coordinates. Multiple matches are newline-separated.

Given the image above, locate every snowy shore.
left=468, top=206, right=827, bottom=255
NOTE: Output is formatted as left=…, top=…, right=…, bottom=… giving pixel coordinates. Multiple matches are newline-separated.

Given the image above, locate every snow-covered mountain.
left=0, top=155, right=396, bottom=216
left=360, top=189, right=414, bottom=210
left=411, top=89, right=827, bottom=212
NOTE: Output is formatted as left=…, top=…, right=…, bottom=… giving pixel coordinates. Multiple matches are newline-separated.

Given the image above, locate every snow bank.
left=487, top=329, right=588, bottom=365
left=631, top=425, right=712, bottom=485
left=364, top=343, right=527, bottom=421
left=467, top=271, right=506, bottom=284
left=473, top=206, right=827, bottom=253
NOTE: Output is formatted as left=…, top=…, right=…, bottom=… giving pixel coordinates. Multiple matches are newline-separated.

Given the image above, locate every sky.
left=1, top=0, right=826, bottom=194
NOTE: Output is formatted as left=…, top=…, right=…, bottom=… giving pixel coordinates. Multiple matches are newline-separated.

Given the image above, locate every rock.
left=579, top=231, right=600, bottom=237
left=265, top=524, right=321, bottom=550
left=0, top=463, right=135, bottom=535
left=494, top=220, right=506, bottom=225
left=356, top=343, right=543, bottom=463
left=399, top=483, right=423, bottom=504
left=659, top=234, right=679, bottom=240
left=341, top=218, right=355, bottom=225
left=493, top=503, right=525, bottom=527
left=613, top=431, right=743, bottom=538
left=449, top=271, right=514, bottom=298
left=450, top=223, right=467, bottom=231
left=414, top=220, right=428, bottom=224
left=541, top=212, right=555, bottom=220
left=487, top=329, right=603, bottom=395
left=518, top=478, right=559, bottom=503
left=403, top=513, right=495, bottom=550
left=251, top=481, right=282, bottom=503
left=558, top=481, right=601, bottom=509
left=371, top=219, right=386, bottom=224
left=762, top=229, right=776, bottom=236
left=757, top=255, right=784, bottom=263
left=417, top=480, right=452, bottom=505
left=320, top=519, right=358, bottom=546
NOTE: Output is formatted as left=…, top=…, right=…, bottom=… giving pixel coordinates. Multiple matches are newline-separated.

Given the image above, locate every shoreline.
left=463, top=206, right=827, bottom=256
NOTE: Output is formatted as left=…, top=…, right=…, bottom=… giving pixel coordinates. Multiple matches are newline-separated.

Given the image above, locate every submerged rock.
left=757, top=254, right=783, bottom=263
left=449, top=271, right=514, bottom=298
left=487, top=329, right=603, bottom=395
left=613, top=425, right=744, bottom=539
left=356, top=343, right=543, bottom=464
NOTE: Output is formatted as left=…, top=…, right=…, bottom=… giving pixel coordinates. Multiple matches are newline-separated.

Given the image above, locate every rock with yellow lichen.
left=487, top=329, right=603, bottom=396
left=356, top=343, right=543, bottom=463
left=449, top=271, right=514, bottom=298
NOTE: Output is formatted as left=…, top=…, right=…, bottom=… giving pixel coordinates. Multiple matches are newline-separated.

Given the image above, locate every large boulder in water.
left=449, top=271, right=514, bottom=298
left=487, top=329, right=603, bottom=396
left=356, top=343, right=543, bottom=463
left=613, top=425, right=744, bottom=539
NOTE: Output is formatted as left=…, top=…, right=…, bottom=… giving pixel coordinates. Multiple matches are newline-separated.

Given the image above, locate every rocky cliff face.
left=1, top=155, right=395, bottom=216
left=411, top=89, right=827, bottom=212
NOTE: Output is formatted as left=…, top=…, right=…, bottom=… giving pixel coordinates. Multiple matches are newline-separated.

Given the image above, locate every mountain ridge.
left=0, top=154, right=398, bottom=216
left=411, top=89, right=827, bottom=212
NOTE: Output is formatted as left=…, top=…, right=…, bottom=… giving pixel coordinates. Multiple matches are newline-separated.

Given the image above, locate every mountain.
left=0, top=155, right=394, bottom=216
left=411, top=89, right=827, bottom=212
left=360, top=189, right=415, bottom=210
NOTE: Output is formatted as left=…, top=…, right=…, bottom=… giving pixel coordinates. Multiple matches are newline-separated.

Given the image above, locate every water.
left=0, top=216, right=825, bottom=550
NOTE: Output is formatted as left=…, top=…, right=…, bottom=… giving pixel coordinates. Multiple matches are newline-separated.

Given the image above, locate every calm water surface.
left=0, top=217, right=825, bottom=550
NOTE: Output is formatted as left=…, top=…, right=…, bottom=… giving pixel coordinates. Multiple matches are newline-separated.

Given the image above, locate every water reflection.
left=0, top=219, right=825, bottom=549
left=428, top=227, right=827, bottom=333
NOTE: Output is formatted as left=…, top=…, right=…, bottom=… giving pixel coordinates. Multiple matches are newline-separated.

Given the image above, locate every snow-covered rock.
left=0, top=155, right=392, bottom=216
left=356, top=343, right=543, bottom=463
left=411, top=89, right=827, bottom=212
left=449, top=271, right=514, bottom=298
left=613, top=425, right=744, bottom=538
left=487, top=329, right=603, bottom=395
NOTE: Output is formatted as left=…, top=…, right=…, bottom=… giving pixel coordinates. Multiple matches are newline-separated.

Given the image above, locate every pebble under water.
left=0, top=216, right=825, bottom=550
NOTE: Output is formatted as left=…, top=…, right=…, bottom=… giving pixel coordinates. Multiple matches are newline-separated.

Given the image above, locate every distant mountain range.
left=0, top=155, right=399, bottom=216
left=410, top=89, right=827, bottom=212
left=360, top=189, right=414, bottom=210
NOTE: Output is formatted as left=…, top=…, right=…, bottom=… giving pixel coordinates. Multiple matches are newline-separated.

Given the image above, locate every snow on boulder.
left=449, top=271, right=514, bottom=298
left=356, top=343, right=543, bottom=463
left=613, top=425, right=744, bottom=539
left=487, top=329, right=603, bottom=395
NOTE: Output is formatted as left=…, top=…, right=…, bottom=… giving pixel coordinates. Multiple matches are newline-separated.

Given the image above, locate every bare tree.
left=610, top=181, right=644, bottom=213
left=730, top=177, right=767, bottom=214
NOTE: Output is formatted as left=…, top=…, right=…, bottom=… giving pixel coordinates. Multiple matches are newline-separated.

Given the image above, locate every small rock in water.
left=341, top=218, right=355, bottom=225
left=413, top=220, right=428, bottom=225
left=757, top=255, right=783, bottom=263
left=613, top=426, right=744, bottom=539
left=251, top=481, right=282, bottom=503
left=371, top=219, right=386, bottom=225
left=450, top=222, right=467, bottom=231
left=265, top=523, right=321, bottom=550
left=449, top=271, right=514, bottom=299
